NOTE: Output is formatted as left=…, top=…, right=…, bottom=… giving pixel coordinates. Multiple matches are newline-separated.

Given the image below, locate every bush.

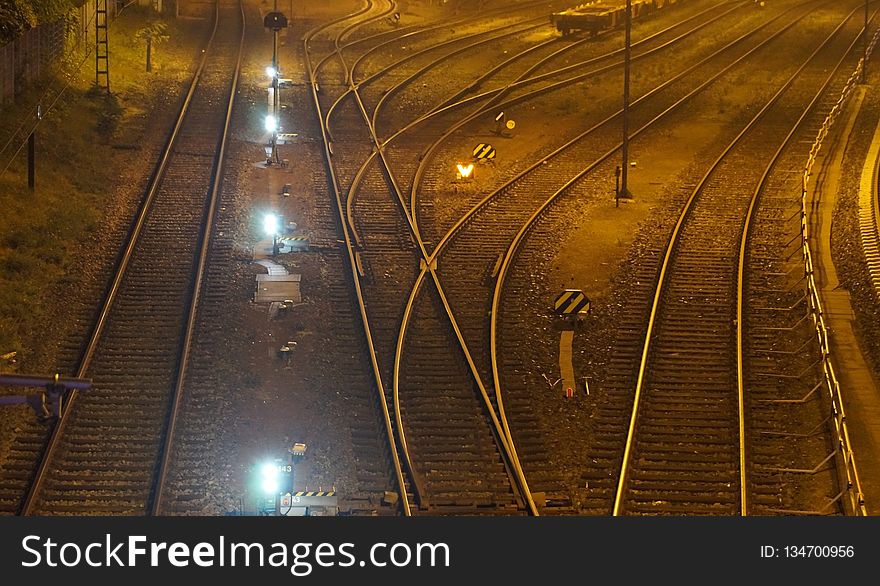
left=95, top=92, right=123, bottom=140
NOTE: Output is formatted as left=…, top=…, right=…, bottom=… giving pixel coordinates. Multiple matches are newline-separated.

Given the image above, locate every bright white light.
left=265, top=115, right=277, bottom=133
left=259, top=461, right=280, bottom=494
left=264, top=214, right=279, bottom=236
left=266, top=66, right=277, bottom=78
left=456, top=163, right=474, bottom=179
left=262, top=477, right=280, bottom=494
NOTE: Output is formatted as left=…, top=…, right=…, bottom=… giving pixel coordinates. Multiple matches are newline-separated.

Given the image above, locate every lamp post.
left=266, top=64, right=277, bottom=160
left=615, top=165, right=621, bottom=207
left=264, top=2, right=288, bottom=165
left=271, top=0, right=280, bottom=164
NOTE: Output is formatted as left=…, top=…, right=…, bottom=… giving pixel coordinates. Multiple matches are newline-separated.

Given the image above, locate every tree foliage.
left=0, top=0, right=37, bottom=44
left=135, top=20, right=169, bottom=45
left=135, top=20, right=168, bottom=72
left=1, top=0, right=79, bottom=45
left=32, top=0, right=78, bottom=23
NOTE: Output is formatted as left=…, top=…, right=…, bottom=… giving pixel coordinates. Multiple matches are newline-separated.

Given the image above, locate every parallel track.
left=611, top=4, right=868, bottom=515
left=5, top=0, right=244, bottom=515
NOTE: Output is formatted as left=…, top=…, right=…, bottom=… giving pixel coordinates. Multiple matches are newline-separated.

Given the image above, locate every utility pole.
left=619, top=0, right=633, bottom=200
left=27, top=104, right=41, bottom=192
left=863, top=0, right=869, bottom=84
left=27, top=131, right=35, bottom=191
left=615, top=165, right=621, bottom=207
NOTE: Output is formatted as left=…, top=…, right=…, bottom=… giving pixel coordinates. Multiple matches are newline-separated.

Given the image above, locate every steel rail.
left=19, top=0, right=227, bottom=516
left=315, top=0, right=575, bottom=514
left=150, top=0, right=246, bottom=516
left=346, top=0, right=742, bottom=239
left=340, top=40, right=540, bottom=515
left=310, top=0, right=556, bottom=78
left=326, top=8, right=558, bottom=140
left=316, top=0, right=758, bottom=514
left=429, top=0, right=821, bottom=460
left=346, top=0, right=761, bottom=515
left=476, top=0, right=834, bottom=509
left=349, top=69, right=537, bottom=511
left=612, top=3, right=865, bottom=516
left=304, top=0, right=416, bottom=515
left=349, top=0, right=798, bottom=515
left=736, top=26, right=864, bottom=514
left=425, top=0, right=811, bottom=262
left=342, top=0, right=743, bottom=247
left=322, top=0, right=399, bottom=93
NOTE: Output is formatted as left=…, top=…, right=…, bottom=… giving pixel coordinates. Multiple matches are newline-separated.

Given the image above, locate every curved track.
left=303, top=0, right=850, bottom=515
left=610, top=4, right=868, bottom=515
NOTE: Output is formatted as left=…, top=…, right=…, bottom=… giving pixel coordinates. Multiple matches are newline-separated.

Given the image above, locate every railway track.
left=305, top=0, right=828, bottom=514
left=307, top=0, right=593, bottom=514
left=390, top=0, right=827, bottom=513
left=0, top=0, right=244, bottom=515
left=468, top=0, right=869, bottom=516
left=0, top=0, right=860, bottom=519
left=372, top=0, right=860, bottom=516
left=608, top=4, right=869, bottom=515
left=329, top=0, right=726, bottom=514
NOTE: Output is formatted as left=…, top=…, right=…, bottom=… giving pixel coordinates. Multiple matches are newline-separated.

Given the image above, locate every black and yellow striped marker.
left=473, top=143, right=496, bottom=159
left=554, top=289, right=591, bottom=315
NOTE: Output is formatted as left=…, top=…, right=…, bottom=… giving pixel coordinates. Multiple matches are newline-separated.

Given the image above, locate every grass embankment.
left=0, top=6, right=201, bottom=365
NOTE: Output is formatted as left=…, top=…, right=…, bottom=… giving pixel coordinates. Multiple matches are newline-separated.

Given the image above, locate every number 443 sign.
left=280, top=493, right=302, bottom=507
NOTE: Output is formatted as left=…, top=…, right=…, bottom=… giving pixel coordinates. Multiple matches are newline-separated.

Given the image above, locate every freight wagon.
left=551, top=0, right=678, bottom=37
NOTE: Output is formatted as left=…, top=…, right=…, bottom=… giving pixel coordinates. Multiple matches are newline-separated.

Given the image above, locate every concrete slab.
left=255, top=276, right=301, bottom=303
left=559, top=330, right=576, bottom=397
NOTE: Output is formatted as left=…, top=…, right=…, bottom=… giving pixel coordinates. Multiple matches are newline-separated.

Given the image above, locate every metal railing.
left=797, top=27, right=880, bottom=517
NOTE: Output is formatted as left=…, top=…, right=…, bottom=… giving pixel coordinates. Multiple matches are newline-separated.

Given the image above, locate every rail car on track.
left=551, top=0, right=678, bottom=37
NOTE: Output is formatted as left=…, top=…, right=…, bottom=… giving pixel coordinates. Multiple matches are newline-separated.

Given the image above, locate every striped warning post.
left=279, top=236, right=310, bottom=249
left=473, top=143, right=496, bottom=159
left=554, top=289, right=591, bottom=315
